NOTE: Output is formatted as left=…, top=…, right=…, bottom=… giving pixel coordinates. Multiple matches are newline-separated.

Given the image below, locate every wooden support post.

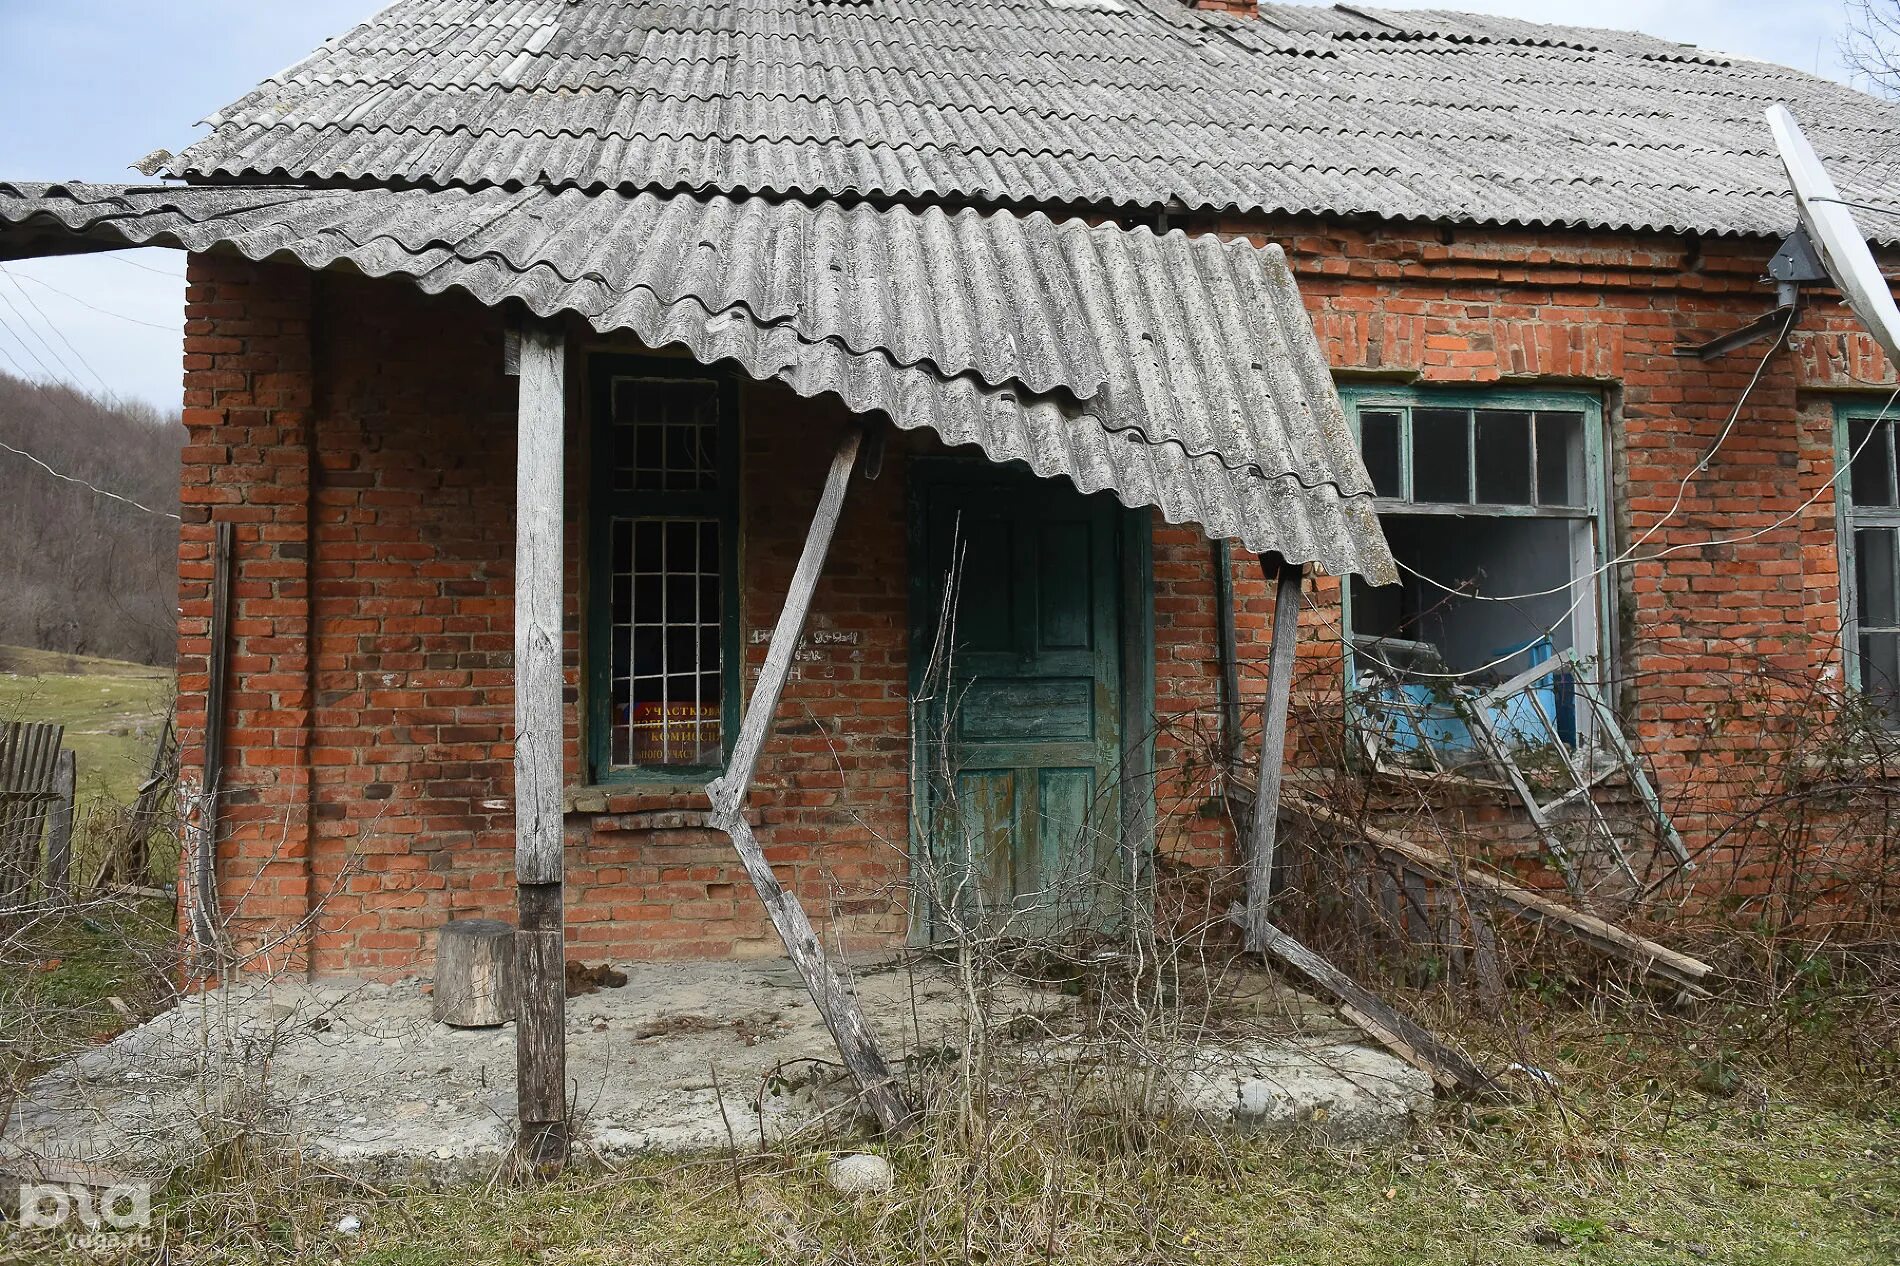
left=1211, top=540, right=1242, bottom=767
left=1242, top=553, right=1302, bottom=953
left=706, top=428, right=917, bottom=1137
left=511, top=319, right=568, bottom=1177
left=44, top=749, right=74, bottom=902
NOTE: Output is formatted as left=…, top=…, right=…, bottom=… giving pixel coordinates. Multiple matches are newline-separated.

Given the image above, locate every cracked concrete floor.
left=3, top=956, right=1431, bottom=1182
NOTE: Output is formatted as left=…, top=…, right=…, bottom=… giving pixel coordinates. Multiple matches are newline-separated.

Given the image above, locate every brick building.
left=4, top=0, right=1899, bottom=979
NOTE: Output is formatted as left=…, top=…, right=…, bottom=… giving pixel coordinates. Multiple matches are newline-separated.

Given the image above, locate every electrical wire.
left=3, top=268, right=178, bottom=331
left=0, top=266, right=118, bottom=401
left=1395, top=305, right=1809, bottom=612
left=106, top=252, right=185, bottom=279
left=0, top=305, right=64, bottom=384
left=0, top=437, right=180, bottom=520
left=1361, top=357, right=1900, bottom=683
left=0, top=277, right=92, bottom=391
left=1808, top=194, right=1900, bottom=222
left=0, top=322, right=34, bottom=378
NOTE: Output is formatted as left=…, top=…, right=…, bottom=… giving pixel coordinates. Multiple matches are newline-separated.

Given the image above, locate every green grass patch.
left=0, top=643, right=172, bottom=810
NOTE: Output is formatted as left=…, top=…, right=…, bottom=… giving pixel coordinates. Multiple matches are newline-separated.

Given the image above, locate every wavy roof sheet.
left=166, top=0, right=1900, bottom=237
left=0, top=180, right=1395, bottom=581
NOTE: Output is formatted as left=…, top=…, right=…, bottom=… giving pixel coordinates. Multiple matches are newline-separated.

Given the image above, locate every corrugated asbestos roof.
left=0, top=181, right=1396, bottom=581
left=167, top=0, right=1900, bottom=238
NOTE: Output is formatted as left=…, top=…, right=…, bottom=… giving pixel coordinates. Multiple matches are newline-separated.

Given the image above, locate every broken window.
left=1342, top=393, right=1604, bottom=778
left=588, top=359, right=739, bottom=780
left=1840, top=406, right=1900, bottom=725
left=1343, top=393, right=1687, bottom=899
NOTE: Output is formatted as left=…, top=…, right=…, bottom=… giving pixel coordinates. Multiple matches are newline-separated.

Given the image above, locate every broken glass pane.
left=1412, top=408, right=1471, bottom=503
left=1849, top=418, right=1895, bottom=508
left=1535, top=412, right=1585, bottom=506
left=1359, top=410, right=1403, bottom=497
left=1857, top=527, right=1899, bottom=629
left=1475, top=410, right=1533, bottom=504
left=1860, top=632, right=1900, bottom=724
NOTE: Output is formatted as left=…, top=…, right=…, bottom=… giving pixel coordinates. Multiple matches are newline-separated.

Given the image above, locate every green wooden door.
left=912, top=466, right=1123, bottom=940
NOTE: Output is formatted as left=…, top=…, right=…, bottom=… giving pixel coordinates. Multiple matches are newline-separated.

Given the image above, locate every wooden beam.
left=1244, top=915, right=1500, bottom=1097
left=709, top=430, right=863, bottom=811
left=705, top=428, right=917, bottom=1137
left=189, top=521, right=235, bottom=954
left=1282, top=792, right=1713, bottom=992
left=512, top=319, right=568, bottom=1177
left=1241, top=553, right=1302, bottom=953
left=1255, top=918, right=1500, bottom=1096
left=1211, top=540, right=1242, bottom=767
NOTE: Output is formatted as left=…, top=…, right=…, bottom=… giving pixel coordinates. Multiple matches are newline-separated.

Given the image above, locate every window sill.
left=563, top=782, right=762, bottom=829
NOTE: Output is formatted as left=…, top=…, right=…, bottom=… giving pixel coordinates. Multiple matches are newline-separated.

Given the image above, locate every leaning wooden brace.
left=1241, top=552, right=1303, bottom=953
left=704, top=426, right=917, bottom=1137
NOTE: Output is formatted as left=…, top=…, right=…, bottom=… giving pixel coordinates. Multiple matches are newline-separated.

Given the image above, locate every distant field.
left=0, top=644, right=173, bottom=809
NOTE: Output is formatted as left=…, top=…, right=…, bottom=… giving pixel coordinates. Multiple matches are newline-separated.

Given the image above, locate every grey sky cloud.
left=0, top=0, right=1863, bottom=411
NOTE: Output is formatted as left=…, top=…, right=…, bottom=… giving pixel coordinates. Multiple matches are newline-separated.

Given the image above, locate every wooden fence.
left=0, top=720, right=71, bottom=912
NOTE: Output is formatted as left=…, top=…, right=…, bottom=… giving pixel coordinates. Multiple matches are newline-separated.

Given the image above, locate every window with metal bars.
left=587, top=358, right=740, bottom=781
left=1838, top=405, right=1900, bottom=725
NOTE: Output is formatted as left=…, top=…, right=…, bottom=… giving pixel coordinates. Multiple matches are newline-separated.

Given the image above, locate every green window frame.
left=586, top=355, right=742, bottom=784
left=1339, top=384, right=1614, bottom=675
left=1833, top=400, right=1900, bottom=724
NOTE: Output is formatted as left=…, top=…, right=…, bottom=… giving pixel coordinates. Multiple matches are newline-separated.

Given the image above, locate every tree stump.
left=433, top=918, right=517, bottom=1027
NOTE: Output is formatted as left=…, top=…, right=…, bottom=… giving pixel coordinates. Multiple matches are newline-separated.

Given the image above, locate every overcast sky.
left=0, top=0, right=1866, bottom=411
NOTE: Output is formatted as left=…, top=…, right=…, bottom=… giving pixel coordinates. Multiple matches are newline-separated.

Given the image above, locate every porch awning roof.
left=0, top=180, right=1395, bottom=582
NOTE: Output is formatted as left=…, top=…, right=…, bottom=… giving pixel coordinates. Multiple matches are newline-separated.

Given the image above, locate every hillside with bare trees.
left=0, top=370, right=182, bottom=665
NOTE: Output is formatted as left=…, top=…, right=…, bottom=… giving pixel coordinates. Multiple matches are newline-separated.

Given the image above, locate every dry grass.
left=8, top=989, right=1894, bottom=1266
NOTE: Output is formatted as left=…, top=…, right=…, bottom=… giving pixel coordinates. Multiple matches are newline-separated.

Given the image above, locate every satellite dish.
left=1766, top=103, right=1900, bottom=368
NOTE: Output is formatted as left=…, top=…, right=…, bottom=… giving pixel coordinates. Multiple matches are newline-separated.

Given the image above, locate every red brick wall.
left=177, top=256, right=317, bottom=974
left=1196, top=218, right=1893, bottom=890
left=177, top=212, right=1895, bottom=974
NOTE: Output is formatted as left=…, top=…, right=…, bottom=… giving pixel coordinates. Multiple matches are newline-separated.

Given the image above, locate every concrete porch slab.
left=3, top=957, right=1432, bottom=1182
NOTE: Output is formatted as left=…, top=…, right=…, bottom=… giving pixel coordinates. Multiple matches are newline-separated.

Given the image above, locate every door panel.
left=913, top=467, right=1123, bottom=939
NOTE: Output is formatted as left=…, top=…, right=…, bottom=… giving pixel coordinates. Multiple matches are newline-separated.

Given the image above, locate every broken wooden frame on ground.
left=1283, top=792, right=1712, bottom=993
left=1348, top=647, right=1690, bottom=902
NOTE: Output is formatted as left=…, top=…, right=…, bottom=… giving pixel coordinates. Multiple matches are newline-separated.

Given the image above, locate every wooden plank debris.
left=705, top=427, right=917, bottom=1138
left=43, top=749, right=75, bottom=902
left=1241, top=554, right=1303, bottom=953
left=186, top=521, right=235, bottom=954
left=115, top=710, right=178, bottom=889
left=1242, top=914, right=1500, bottom=1097
left=434, top=917, right=517, bottom=1027
left=1284, top=792, right=1712, bottom=992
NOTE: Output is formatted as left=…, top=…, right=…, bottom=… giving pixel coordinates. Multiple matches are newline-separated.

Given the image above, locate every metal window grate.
left=609, top=518, right=722, bottom=768
left=601, top=369, right=728, bottom=771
